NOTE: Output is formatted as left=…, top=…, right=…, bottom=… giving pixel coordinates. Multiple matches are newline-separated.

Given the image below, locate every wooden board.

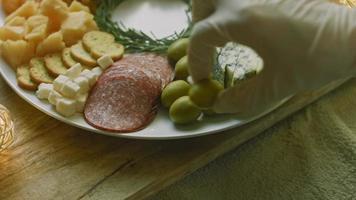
left=0, top=77, right=348, bottom=200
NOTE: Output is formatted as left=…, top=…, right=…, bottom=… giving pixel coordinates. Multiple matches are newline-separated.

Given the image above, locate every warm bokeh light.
left=0, top=104, right=14, bottom=152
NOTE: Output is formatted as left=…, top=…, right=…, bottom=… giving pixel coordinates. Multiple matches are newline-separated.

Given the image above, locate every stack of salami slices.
left=84, top=53, right=174, bottom=132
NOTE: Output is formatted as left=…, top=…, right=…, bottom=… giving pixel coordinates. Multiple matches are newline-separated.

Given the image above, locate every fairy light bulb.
left=0, top=104, right=14, bottom=152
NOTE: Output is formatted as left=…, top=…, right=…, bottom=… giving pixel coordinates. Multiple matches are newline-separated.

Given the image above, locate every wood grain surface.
left=0, top=77, right=348, bottom=200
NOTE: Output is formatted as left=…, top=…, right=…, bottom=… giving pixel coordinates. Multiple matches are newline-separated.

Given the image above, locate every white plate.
left=0, top=0, right=291, bottom=140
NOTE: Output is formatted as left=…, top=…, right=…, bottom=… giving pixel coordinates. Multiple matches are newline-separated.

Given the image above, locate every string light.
left=0, top=104, right=14, bottom=152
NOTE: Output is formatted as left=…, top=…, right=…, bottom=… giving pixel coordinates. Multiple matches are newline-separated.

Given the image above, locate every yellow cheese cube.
left=61, top=11, right=98, bottom=46
left=1, top=40, right=35, bottom=69
left=0, top=26, right=26, bottom=41
left=69, top=1, right=90, bottom=13
left=25, top=15, right=49, bottom=44
left=36, top=31, right=66, bottom=56
left=6, top=16, right=26, bottom=26
left=2, top=0, right=27, bottom=15
left=25, top=24, right=48, bottom=44
left=26, top=15, right=49, bottom=31
left=5, top=1, right=39, bottom=23
left=39, top=0, right=69, bottom=33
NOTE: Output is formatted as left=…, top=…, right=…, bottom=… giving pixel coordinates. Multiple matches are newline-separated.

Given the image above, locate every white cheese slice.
left=80, top=69, right=97, bottom=86
left=53, top=75, right=70, bottom=92
left=97, top=55, right=113, bottom=70
left=56, top=98, right=77, bottom=117
left=36, top=83, right=53, bottom=99
left=76, top=93, right=88, bottom=113
left=91, top=67, right=103, bottom=78
left=60, top=80, right=81, bottom=98
left=73, top=76, right=90, bottom=94
left=48, top=90, right=63, bottom=105
left=65, top=63, right=83, bottom=79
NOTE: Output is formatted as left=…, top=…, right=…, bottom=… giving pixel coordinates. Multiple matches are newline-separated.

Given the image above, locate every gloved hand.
left=189, top=0, right=356, bottom=117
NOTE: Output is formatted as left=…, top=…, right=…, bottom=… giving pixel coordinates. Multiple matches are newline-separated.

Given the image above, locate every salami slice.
left=100, top=67, right=161, bottom=98
left=84, top=69, right=158, bottom=132
left=113, top=53, right=174, bottom=89
left=85, top=53, right=172, bottom=133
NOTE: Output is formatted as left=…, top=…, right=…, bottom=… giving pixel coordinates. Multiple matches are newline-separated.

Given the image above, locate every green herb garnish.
left=95, top=0, right=192, bottom=53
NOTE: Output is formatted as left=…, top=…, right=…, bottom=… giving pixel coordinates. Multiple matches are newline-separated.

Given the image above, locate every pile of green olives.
left=164, top=39, right=224, bottom=124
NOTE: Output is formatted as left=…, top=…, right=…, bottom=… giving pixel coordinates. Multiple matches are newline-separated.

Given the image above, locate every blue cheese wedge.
left=217, top=42, right=263, bottom=88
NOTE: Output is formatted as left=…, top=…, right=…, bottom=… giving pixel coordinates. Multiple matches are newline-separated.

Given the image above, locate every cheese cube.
left=80, top=69, right=97, bottom=86
left=76, top=93, right=88, bottom=113
left=60, top=80, right=81, bottom=98
left=56, top=98, right=77, bottom=117
left=53, top=75, right=70, bottom=92
left=36, top=83, right=53, bottom=99
left=91, top=67, right=103, bottom=78
left=73, top=76, right=89, bottom=94
left=97, top=55, right=113, bottom=70
left=48, top=90, right=63, bottom=105
left=65, top=63, right=82, bottom=79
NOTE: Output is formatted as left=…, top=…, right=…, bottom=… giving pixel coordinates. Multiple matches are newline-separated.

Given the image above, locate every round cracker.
left=62, top=48, right=78, bottom=68
left=82, top=30, right=115, bottom=51
left=44, top=53, right=68, bottom=77
left=29, top=58, right=54, bottom=84
left=70, top=42, right=97, bottom=67
left=16, top=64, right=38, bottom=91
left=91, top=43, right=124, bottom=61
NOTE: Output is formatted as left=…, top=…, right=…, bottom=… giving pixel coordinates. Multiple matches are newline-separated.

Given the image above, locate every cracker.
left=91, top=43, right=124, bottom=61
left=45, top=53, right=68, bottom=77
left=29, top=57, right=54, bottom=84
left=82, top=31, right=115, bottom=51
left=70, top=41, right=97, bottom=67
left=62, top=47, right=78, bottom=68
left=16, top=64, right=38, bottom=91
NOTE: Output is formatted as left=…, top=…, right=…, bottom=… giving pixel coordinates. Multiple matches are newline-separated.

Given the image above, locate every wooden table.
left=0, top=77, right=347, bottom=200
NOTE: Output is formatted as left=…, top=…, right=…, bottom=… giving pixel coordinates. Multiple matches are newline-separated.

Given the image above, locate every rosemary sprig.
left=95, top=0, right=192, bottom=53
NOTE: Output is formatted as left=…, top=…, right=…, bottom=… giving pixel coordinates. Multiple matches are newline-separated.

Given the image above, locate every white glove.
left=189, top=0, right=356, bottom=117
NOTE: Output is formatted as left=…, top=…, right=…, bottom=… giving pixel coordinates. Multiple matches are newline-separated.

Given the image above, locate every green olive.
left=175, top=56, right=190, bottom=80
left=161, top=80, right=191, bottom=108
left=167, top=38, right=189, bottom=62
left=169, top=96, right=202, bottom=124
left=189, top=79, right=224, bottom=109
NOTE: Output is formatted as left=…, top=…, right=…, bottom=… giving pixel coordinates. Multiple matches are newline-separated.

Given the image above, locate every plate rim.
left=0, top=65, right=292, bottom=140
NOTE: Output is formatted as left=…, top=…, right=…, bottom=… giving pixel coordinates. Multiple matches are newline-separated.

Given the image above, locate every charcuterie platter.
left=0, top=0, right=290, bottom=139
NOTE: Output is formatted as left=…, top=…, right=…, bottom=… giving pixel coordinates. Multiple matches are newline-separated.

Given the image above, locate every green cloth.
left=154, top=80, right=356, bottom=200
